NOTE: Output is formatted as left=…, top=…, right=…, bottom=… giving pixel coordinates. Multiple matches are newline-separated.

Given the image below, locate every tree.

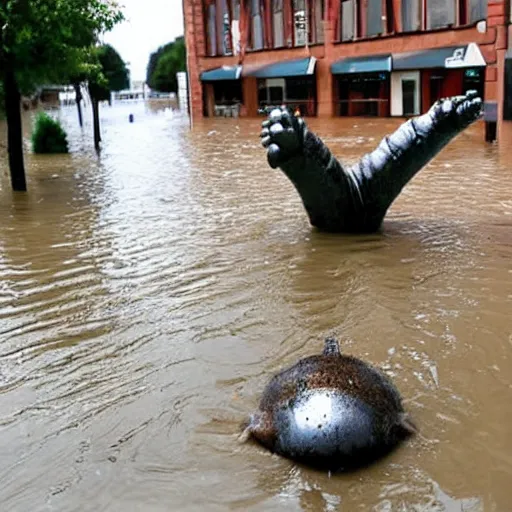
left=0, top=0, right=124, bottom=191
left=0, top=82, right=4, bottom=119
left=87, top=43, right=129, bottom=150
left=146, top=37, right=186, bottom=93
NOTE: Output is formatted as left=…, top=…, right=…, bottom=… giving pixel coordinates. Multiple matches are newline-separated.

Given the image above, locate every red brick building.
left=183, top=0, right=510, bottom=141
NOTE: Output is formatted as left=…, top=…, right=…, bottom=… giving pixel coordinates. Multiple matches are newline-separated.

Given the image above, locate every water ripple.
left=0, top=104, right=510, bottom=510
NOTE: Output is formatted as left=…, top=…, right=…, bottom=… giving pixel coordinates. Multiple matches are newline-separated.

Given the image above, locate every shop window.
left=402, top=0, right=421, bottom=32
left=294, top=0, right=307, bottom=46
left=463, top=68, right=484, bottom=100
left=504, top=59, right=512, bottom=121
left=213, top=80, right=243, bottom=105
left=366, top=0, right=382, bottom=36
left=258, top=78, right=286, bottom=107
left=429, top=72, right=445, bottom=105
left=401, top=77, right=419, bottom=116
left=286, top=76, right=315, bottom=100
left=272, top=0, right=284, bottom=47
left=337, top=73, right=389, bottom=116
left=340, top=0, right=356, bottom=41
left=427, top=0, right=455, bottom=30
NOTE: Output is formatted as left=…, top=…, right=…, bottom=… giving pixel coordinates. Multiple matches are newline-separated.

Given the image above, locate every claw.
left=261, top=135, right=271, bottom=147
left=277, top=110, right=294, bottom=129
left=269, top=109, right=282, bottom=123
left=269, top=123, right=284, bottom=136
left=268, top=143, right=281, bottom=169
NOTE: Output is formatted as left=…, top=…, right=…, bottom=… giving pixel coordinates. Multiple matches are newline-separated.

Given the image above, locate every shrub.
left=31, top=112, right=69, bottom=154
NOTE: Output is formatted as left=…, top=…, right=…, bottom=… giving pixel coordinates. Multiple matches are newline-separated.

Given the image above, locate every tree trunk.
left=92, top=98, right=101, bottom=150
left=74, top=82, right=83, bottom=128
left=3, top=66, right=27, bottom=191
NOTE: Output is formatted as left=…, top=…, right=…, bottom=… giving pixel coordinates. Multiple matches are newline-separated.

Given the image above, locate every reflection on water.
left=0, top=102, right=511, bottom=511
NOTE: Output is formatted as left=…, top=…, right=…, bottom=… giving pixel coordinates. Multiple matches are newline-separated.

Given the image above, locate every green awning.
left=246, top=57, right=316, bottom=78
left=393, top=43, right=486, bottom=70
left=331, top=54, right=391, bottom=74
left=200, top=66, right=242, bottom=81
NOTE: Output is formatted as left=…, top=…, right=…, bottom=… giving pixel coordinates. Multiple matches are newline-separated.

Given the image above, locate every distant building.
left=112, top=81, right=148, bottom=101
left=183, top=0, right=510, bottom=142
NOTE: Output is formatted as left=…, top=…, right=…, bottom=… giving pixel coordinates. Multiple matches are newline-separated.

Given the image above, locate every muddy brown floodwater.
left=0, top=102, right=511, bottom=512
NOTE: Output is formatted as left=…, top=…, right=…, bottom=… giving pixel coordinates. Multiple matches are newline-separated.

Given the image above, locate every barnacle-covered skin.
left=260, top=91, right=483, bottom=233
left=244, top=338, right=416, bottom=471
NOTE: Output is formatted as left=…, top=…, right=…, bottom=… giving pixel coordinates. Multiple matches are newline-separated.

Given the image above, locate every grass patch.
left=32, top=112, right=69, bottom=154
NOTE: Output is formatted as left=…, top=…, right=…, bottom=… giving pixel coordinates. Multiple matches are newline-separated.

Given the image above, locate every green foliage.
left=146, top=37, right=186, bottom=93
left=31, top=112, right=69, bottom=154
left=88, top=43, right=130, bottom=101
left=0, top=0, right=124, bottom=94
left=98, top=44, right=130, bottom=91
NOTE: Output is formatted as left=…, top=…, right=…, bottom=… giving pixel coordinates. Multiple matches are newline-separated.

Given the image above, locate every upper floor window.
left=251, top=0, right=264, bottom=50
left=366, top=0, right=383, bottom=36
left=309, top=0, right=324, bottom=44
left=340, top=0, right=356, bottom=41
left=272, top=0, right=285, bottom=47
left=402, top=0, right=421, bottom=32
left=205, top=0, right=235, bottom=56
left=427, top=0, right=455, bottom=30
left=293, top=0, right=307, bottom=46
left=468, top=0, right=487, bottom=23
left=206, top=1, right=217, bottom=56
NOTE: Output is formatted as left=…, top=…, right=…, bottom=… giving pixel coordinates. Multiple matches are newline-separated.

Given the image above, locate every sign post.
left=483, top=101, right=498, bottom=142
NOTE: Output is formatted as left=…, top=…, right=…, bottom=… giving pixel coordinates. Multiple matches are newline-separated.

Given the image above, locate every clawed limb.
left=260, top=91, right=483, bottom=233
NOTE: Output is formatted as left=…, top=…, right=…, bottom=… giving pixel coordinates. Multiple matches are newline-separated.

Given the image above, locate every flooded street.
left=1, top=102, right=511, bottom=511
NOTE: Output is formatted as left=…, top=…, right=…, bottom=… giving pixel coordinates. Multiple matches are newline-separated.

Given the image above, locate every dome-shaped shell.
left=243, top=338, right=416, bottom=471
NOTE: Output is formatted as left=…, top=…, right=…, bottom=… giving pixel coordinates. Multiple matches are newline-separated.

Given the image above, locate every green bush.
left=31, top=112, right=69, bottom=154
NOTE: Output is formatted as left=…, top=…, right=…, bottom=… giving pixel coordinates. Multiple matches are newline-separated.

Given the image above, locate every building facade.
left=183, top=0, right=510, bottom=141
left=505, top=0, right=512, bottom=119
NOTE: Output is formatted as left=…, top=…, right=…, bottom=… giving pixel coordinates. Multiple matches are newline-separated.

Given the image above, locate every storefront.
left=331, top=54, right=391, bottom=117
left=200, top=65, right=243, bottom=116
left=390, top=43, right=486, bottom=117
left=245, top=57, right=317, bottom=116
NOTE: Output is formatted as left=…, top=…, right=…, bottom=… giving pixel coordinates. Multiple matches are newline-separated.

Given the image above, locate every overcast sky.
left=103, top=0, right=184, bottom=82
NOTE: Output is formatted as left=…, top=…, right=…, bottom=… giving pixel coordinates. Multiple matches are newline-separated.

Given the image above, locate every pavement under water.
left=0, top=102, right=511, bottom=511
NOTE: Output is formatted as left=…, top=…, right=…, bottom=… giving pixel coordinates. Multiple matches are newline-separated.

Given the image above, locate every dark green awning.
left=331, top=54, right=391, bottom=74
left=246, top=57, right=316, bottom=78
left=393, top=43, right=486, bottom=70
left=200, top=66, right=242, bottom=81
